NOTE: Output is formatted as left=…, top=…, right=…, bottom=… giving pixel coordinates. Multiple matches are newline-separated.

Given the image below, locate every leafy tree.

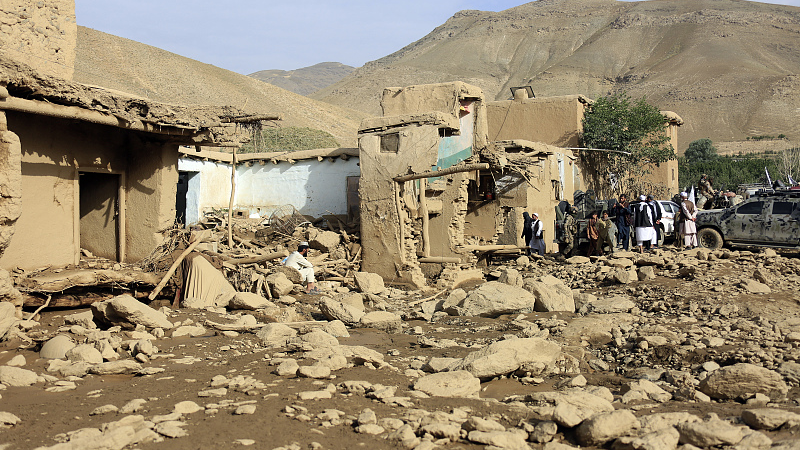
left=580, top=93, right=676, bottom=197
left=684, top=138, right=718, bottom=164
left=678, top=153, right=778, bottom=191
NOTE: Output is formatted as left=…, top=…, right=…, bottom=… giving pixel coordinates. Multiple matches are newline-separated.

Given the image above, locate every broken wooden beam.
left=458, top=244, right=527, bottom=252
left=393, top=163, right=490, bottom=183
left=417, top=256, right=461, bottom=264
left=228, top=250, right=289, bottom=266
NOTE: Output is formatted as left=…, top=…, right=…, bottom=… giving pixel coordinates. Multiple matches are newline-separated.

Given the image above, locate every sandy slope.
left=74, top=27, right=366, bottom=147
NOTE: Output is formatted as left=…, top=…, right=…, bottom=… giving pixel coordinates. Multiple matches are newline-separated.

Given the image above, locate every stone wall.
left=0, top=0, right=77, bottom=80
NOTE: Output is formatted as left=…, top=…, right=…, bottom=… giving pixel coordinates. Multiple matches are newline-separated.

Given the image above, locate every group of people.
left=569, top=191, right=699, bottom=256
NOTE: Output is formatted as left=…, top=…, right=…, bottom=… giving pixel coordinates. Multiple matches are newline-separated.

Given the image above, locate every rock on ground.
left=576, top=409, right=640, bottom=446
left=39, top=334, right=76, bottom=359
left=353, top=272, right=385, bottom=295
left=0, top=366, right=38, bottom=386
left=524, top=275, right=575, bottom=312
left=228, top=292, right=275, bottom=310
left=412, top=371, right=480, bottom=398
left=358, top=311, right=402, bottom=333
left=699, top=363, right=788, bottom=400
left=452, top=337, right=561, bottom=379
left=318, top=297, right=364, bottom=325
left=92, top=295, right=173, bottom=329
left=452, top=281, right=537, bottom=317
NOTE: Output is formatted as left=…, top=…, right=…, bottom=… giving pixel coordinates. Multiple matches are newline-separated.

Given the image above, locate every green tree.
left=684, top=138, right=718, bottom=164
left=580, top=93, right=676, bottom=196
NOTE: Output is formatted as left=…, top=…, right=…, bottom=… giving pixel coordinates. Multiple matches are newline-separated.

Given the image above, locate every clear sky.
left=75, top=0, right=800, bottom=75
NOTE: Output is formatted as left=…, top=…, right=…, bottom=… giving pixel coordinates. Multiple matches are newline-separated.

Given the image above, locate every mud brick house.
left=0, top=59, right=258, bottom=269
left=177, top=147, right=360, bottom=225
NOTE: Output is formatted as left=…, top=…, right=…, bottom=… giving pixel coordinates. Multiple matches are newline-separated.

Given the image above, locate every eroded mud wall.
left=0, top=111, right=176, bottom=269
left=0, top=0, right=77, bottom=80
left=486, top=95, right=586, bottom=147
left=359, top=126, right=440, bottom=286
left=0, top=112, right=21, bottom=258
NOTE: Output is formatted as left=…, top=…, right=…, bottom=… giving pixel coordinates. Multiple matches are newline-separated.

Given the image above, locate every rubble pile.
left=0, top=229, right=799, bottom=449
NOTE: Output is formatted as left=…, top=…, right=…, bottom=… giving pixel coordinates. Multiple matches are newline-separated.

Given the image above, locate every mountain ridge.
left=311, top=0, right=800, bottom=151
left=248, top=62, right=355, bottom=96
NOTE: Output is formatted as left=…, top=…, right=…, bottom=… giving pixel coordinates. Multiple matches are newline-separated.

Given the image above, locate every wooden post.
left=148, top=231, right=210, bottom=300
left=419, top=178, right=430, bottom=257
left=228, top=148, right=237, bottom=247
left=394, top=182, right=405, bottom=263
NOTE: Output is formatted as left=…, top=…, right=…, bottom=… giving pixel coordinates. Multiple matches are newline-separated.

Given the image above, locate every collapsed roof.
left=0, top=57, right=279, bottom=146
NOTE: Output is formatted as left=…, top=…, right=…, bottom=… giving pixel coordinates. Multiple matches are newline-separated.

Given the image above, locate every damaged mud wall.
left=0, top=112, right=21, bottom=256
left=0, top=111, right=177, bottom=269
left=0, top=0, right=77, bottom=80
left=486, top=94, right=587, bottom=147
left=359, top=126, right=442, bottom=287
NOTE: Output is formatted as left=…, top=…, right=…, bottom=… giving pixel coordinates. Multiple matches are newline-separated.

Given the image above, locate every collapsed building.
left=358, top=82, right=683, bottom=288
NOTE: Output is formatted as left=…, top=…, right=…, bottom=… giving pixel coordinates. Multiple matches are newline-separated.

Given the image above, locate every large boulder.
left=413, top=371, right=480, bottom=398
left=319, top=296, right=364, bottom=325
left=524, top=275, right=575, bottom=312
left=359, top=311, right=402, bottom=333
left=266, top=272, right=294, bottom=297
left=452, top=282, right=537, bottom=318
left=65, top=344, right=103, bottom=364
left=0, top=366, right=38, bottom=386
left=354, top=272, right=385, bottom=295
left=256, top=323, right=297, bottom=347
left=527, top=389, right=615, bottom=428
left=452, top=337, right=561, bottom=379
left=92, top=295, right=172, bottom=329
left=589, top=296, right=636, bottom=314
left=228, top=292, right=275, bottom=310
left=699, top=363, right=788, bottom=400
left=576, top=410, right=640, bottom=446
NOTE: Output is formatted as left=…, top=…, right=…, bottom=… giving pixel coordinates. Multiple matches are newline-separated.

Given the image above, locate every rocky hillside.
left=248, top=62, right=355, bottom=96
left=74, top=28, right=366, bottom=147
left=312, top=0, right=800, bottom=151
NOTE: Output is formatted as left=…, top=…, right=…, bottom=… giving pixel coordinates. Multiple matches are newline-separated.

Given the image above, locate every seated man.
left=284, top=242, right=318, bottom=294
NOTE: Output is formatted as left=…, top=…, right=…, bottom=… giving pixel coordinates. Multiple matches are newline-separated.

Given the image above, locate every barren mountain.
left=74, top=28, right=366, bottom=147
left=248, top=62, right=355, bottom=96
left=312, top=0, right=800, bottom=151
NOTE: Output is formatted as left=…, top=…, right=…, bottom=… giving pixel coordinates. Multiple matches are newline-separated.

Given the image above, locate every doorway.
left=176, top=171, right=200, bottom=226
left=79, top=172, right=120, bottom=261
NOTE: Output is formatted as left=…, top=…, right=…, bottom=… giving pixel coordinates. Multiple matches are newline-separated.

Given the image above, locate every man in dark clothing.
left=612, top=194, right=631, bottom=251
left=521, top=212, right=533, bottom=255
left=646, top=195, right=662, bottom=248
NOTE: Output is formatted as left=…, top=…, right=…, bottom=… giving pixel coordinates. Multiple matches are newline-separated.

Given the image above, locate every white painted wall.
left=177, top=157, right=360, bottom=224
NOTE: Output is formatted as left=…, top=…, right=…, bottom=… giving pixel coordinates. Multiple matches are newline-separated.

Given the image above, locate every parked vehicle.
left=695, top=190, right=800, bottom=249
left=627, top=200, right=680, bottom=247
left=554, top=190, right=614, bottom=251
